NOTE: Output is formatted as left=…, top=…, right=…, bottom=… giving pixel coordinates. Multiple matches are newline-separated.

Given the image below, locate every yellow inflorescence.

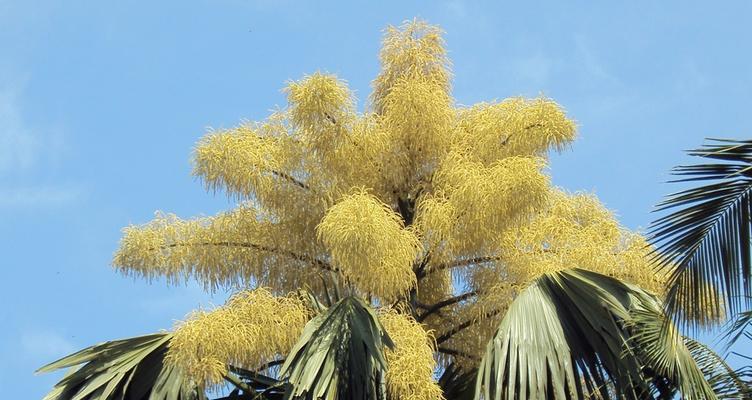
left=285, top=73, right=355, bottom=139
left=110, top=19, right=673, bottom=395
left=167, top=288, right=309, bottom=387
left=308, top=113, right=394, bottom=202
left=414, top=194, right=456, bottom=260
left=429, top=154, right=550, bottom=257
left=499, top=190, right=666, bottom=294
left=416, top=268, right=453, bottom=311
left=193, top=122, right=286, bottom=199
left=456, top=97, right=577, bottom=163
left=113, top=207, right=325, bottom=292
left=191, top=117, right=327, bottom=230
left=379, top=310, right=444, bottom=400
left=371, top=19, right=450, bottom=114
left=380, top=76, right=453, bottom=186
left=316, top=190, right=422, bottom=301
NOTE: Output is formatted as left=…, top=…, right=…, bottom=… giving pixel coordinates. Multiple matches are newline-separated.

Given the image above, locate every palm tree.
left=647, top=138, right=752, bottom=395
left=38, top=22, right=750, bottom=400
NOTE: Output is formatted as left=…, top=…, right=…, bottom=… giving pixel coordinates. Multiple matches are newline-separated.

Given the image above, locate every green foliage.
left=475, top=269, right=719, bottom=400
left=36, top=333, right=201, bottom=400
left=684, top=337, right=752, bottom=399
left=649, top=139, right=752, bottom=324
left=280, top=296, right=394, bottom=400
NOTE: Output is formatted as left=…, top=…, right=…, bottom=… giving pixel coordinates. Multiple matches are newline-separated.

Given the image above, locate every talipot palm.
left=39, top=20, right=749, bottom=399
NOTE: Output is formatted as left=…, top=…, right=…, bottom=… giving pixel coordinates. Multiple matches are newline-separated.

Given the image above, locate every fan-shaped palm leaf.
left=280, top=296, right=393, bottom=400
left=37, top=333, right=202, bottom=400
left=649, top=139, right=752, bottom=324
left=475, top=269, right=717, bottom=400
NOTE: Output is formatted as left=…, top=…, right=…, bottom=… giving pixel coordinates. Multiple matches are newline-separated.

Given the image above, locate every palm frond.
left=649, top=139, right=752, bottom=324
left=626, top=299, right=716, bottom=399
left=683, top=337, right=752, bottom=399
left=724, top=308, right=752, bottom=347
left=280, top=296, right=393, bottom=400
left=37, top=333, right=202, bottom=400
left=475, top=269, right=718, bottom=400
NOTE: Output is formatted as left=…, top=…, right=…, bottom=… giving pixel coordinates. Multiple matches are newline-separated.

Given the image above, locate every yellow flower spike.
left=316, top=190, right=422, bottom=301
left=498, top=190, right=667, bottom=293
left=193, top=123, right=283, bottom=198
left=285, top=73, right=355, bottom=143
left=431, top=154, right=550, bottom=255
left=381, top=77, right=453, bottom=160
left=379, top=310, right=444, bottom=400
left=414, top=194, right=456, bottom=261
left=456, top=97, right=577, bottom=164
left=372, top=19, right=451, bottom=114
left=309, top=114, right=395, bottom=201
left=167, top=289, right=309, bottom=387
left=113, top=207, right=327, bottom=292
left=416, top=267, right=453, bottom=307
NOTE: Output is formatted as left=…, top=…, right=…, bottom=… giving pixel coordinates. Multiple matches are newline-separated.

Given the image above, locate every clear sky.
left=2, top=1, right=751, bottom=397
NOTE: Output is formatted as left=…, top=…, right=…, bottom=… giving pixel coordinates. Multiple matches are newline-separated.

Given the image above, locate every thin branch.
left=419, top=256, right=501, bottom=279
left=435, top=308, right=504, bottom=345
left=253, top=359, right=285, bottom=373
left=397, top=196, right=416, bottom=226
left=500, top=123, right=545, bottom=146
left=324, top=112, right=337, bottom=125
left=226, top=366, right=284, bottom=399
left=269, top=170, right=310, bottom=190
left=417, top=291, right=478, bottom=322
left=161, top=241, right=338, bottom=273
left=224, top=373, right=254, bottom=393
left=414, top=252, right=432, bottom=278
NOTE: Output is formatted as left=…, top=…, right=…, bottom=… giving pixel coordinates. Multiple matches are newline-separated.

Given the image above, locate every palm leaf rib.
left=475, top=269, right=718, bottom=400
left=36, top=333, right=202, bottom=400
left=724, top=309, right=752, bottom=347
left=683, top=337, right=752, bottom=399
left=649, top=139, right=752, bottom=324
left=280, top=296, right=393, bottom=400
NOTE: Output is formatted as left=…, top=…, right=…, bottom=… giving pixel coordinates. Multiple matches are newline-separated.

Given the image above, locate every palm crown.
left=38, top=20, right=750, bottom=400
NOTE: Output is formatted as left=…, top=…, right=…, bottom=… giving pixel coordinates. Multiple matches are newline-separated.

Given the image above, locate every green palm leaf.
left=627, top=299, right=716, bottom=399
left=37, top=333, right=202, bottom=400
left=280, top=296, right=393, bottom=400
left=724, top=308, right=752, bottom=347
left=475, top=269, right=717, bottom=400
left=648, top=139, right=752, bottom=323
left=683, top=337, right=752, bottom=399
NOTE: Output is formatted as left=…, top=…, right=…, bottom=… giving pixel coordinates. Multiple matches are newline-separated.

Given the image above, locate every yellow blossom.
left=167, top=289, right=309, bottom=386
left=316, top=190, right=422, bottom=301
left=380, top=310, right=444, bottom=400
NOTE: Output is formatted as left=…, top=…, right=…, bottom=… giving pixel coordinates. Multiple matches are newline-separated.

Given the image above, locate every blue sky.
left=2, top=1, right=751, bottom=397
